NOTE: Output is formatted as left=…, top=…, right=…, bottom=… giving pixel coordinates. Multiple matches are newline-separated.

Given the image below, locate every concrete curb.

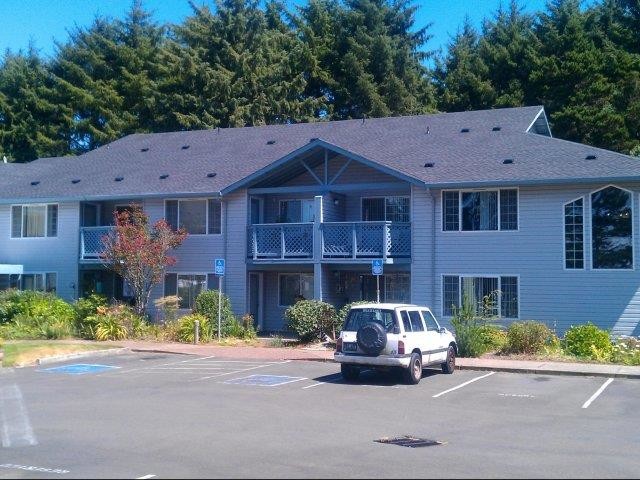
left=34, top=347, right=129, bottom=366
left=456, top=364, right=640, bottom=379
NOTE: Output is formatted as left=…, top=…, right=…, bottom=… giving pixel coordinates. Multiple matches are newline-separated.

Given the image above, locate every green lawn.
left=1, top=341, right=121, bottom=367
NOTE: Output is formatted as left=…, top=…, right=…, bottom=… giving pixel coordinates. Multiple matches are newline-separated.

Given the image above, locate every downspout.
left=429, top=187, right=436, bottom=309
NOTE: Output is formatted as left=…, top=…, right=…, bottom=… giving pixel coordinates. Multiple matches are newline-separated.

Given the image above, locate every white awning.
left=0, top=264, right=23, bottom=275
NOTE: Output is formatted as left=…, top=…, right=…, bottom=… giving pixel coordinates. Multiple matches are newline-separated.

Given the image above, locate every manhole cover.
left=375, top=436, right=444, bottom=448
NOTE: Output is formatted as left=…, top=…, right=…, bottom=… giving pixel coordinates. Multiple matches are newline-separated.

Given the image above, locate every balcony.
left=247, top=222, right=411, bottom=262
left=80, top=226, right=114, bottom=261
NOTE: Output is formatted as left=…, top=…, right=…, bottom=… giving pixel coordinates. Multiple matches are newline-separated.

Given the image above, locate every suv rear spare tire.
left=356, top=322, right=387, bottom=355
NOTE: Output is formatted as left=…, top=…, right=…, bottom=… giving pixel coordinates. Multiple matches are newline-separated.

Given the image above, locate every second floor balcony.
left=247, top=221, right=411, bottom=262
left=80, top=226, right=114, bottom=262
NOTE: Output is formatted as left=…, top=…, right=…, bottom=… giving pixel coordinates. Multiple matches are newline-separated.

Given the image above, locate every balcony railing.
left=247, top=221, right=411, bottom=261
left=322, top=222, right=411, bottom=259
left=247, top=223, right=314, bottom=260
left=80, top=226, right=114, bottom=261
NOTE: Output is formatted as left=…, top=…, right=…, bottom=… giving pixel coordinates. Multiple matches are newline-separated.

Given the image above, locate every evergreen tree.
left=0, top=47, right=69, bottom=162
left=298, top=0, right=436, bottom=119
left=434, top=19, right=495, bottom=111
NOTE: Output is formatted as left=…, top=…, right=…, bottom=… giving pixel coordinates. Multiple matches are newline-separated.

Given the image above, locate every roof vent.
left=492, top=126, right=502, bottom=131
left=141, top=147, right=149, bottom=152
left=115, top=177, right=124, bottom=182
left=503, top=159, right=514, bottom=165
left=424, top=162, right=435, bottom=168
left=309, top=137, right=318, bottom=142
left=426, top=126, right=430, bottom=134
left=30, top=181, right=40, bottom=186
left=159, top=174, right=169, bottom=180
left=207, top=172, right=217, bottom=178
left=460, top=128, right=470, bottom=133
left=586, top=154, right=597, bottom=160
left=71, top=179, right=81, bottom=184
left=181, top=145, right=190, bottom=150
left=266, top=140, right=276, bottom=145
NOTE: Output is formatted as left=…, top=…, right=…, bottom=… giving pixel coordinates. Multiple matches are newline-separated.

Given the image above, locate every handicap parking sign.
left=215, top=259, right=225, bottom=276
left=372, top=259, right=383, bottom=276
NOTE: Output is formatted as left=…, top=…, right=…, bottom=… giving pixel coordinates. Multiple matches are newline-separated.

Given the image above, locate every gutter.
left=0, top=190, right=223, bottom=205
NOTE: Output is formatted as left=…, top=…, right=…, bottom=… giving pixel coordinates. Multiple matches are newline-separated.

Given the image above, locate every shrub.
left=478, top=324, right=508, bottom=352
left=450, top=295, right=488, bottom=358
left=95, top=315, right=129, bottom=341
left=611, top=337, right=640, bottom=366
left=154, top=295, right=180, bottom=323
left=0, top=291, right=75, bottom=339
left=0, top=312, right=74, bottom=340
left=268, top=334, right=285, bottom=348
left=74, top=294, right=109, bottom=338
left=193, top=290, right=236, bottom=336
left=86, top=304, right=148, bottom=341
left=563, top=323, right=612, bottom=360
left=504, top=321, right=556, bottom=355
left=284, top=300, right=338, bottom=343
left=175, top=314, right=211, bottom=343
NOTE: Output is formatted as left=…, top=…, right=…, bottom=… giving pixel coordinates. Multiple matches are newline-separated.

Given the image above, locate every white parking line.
left=582, top=378, right=614, bottom=409
left=432, top=372, right=496, bottom=398
left=0, top=385, right=37, bottom=448
left=136, top=475, right=156, bottom=479
left=302, top=374, right=343, bottom=389
left=193, top=361, right=291, bottom=381
left=0, top=464, right=68, bottom=474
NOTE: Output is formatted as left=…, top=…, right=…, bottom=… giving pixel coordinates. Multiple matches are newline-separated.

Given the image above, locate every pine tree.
left=0, top=47, right=69, bottom=162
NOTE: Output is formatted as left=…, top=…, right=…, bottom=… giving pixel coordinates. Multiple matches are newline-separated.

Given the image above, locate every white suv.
left=334, top=303, right=457, bottom=384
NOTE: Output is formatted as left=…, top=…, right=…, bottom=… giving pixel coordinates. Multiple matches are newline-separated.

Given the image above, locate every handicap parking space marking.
left=432, top=371, right=496, bottom=398
left=224, top=374, right=308, bottom=387
left=582, top=378, right=614, bottom=409
left=39, top=364, right=121, bottom=375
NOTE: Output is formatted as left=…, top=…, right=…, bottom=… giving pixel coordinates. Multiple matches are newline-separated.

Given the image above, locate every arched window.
left=564, top=198, right=584, bottom=269
left=591, top=186, right=633, bottom=269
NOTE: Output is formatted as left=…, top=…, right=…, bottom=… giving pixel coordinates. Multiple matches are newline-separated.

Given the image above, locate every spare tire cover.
left=356, top=322, right=387, bottom=355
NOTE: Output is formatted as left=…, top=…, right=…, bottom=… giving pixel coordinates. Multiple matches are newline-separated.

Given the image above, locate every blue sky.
left=0, top=0, right=548, bottom=58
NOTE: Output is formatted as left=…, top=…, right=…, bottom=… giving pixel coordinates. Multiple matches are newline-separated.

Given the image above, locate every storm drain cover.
left=375, top=436, right=444, bottom=448
left=40, top=364, right=120, bottom=375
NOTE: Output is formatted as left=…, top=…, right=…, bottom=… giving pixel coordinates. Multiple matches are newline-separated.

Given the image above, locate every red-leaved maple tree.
left=101, top=205, right=187, bottom=316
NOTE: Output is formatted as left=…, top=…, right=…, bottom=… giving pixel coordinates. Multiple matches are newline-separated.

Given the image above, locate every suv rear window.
left=344, top=308, right=397, bottom=333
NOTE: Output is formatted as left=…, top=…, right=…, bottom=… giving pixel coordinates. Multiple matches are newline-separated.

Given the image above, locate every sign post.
left=372, top=259, right=383, bottom=303
left=215, top=259, right=225, bottom=342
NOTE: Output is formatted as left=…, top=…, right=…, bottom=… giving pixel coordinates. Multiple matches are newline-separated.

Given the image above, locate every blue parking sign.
left=372, top=259, right=383, bottom=276
left=215, top=259, right=225, bottom=276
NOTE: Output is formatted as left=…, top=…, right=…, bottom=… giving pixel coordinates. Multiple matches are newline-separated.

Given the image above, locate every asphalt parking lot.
left=1, top=352, right=639, bottom=479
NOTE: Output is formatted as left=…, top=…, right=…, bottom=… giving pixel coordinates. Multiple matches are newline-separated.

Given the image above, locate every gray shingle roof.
left=1, top=106, right=638, bottom=203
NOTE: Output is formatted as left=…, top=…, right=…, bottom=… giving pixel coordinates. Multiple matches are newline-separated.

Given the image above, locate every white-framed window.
left=164, top=273, right=209, bottom=309
left=278, top=199, right=315, bottom=223
left=361, top=196, right=410, bottom=222
left=18, top=272, right=57, bottom=293
left=0, top=274, right=21, bottom=290
left=384, top=273, right=411, bottom=303
left=442, top=189, right=518, bottom=231
left=591, top=186, right=633, bottom=270
left=165, top=199, right=221, bottom=235
left=278, top=273, right=314, bottom=307
left=442, top=275, right=519, bottom=319
left=11, top=204, right=58, bottom=238
left=564, top=197, right=585, bottom=269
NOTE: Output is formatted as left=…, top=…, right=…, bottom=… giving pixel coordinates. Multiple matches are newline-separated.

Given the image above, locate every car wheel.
left=441, top=345, right=456, bottom=374
left=341, top=364, right=360, bottom=382
left=403, top=352, right=422, bottom=385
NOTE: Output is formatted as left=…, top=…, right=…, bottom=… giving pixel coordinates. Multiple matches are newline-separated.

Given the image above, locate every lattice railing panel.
left=322, top=224, right=353, bottom=257
left=81, top=227, right=114, bottom=260
left=282, top=224, right=313, bottom=258
left=248, top=224, right=313, bottom=259
left=356, top=223, right=384, bottom=257
left=387, top=224, right=411, bottom=257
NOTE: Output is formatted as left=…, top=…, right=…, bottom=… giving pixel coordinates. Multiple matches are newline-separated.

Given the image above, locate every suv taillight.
left=336, top=337, right=343, bottom=353
left=398, top=340, right=405, bottom=355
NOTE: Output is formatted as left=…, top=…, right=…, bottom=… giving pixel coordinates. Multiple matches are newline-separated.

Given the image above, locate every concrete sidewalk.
left=117, top=340, right=640, bottom=379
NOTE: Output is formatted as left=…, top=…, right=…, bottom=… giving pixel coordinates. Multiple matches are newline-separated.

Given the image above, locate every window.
left=443, top=275, right=518, bottom=319
left=165, top=199, right=221, bottom=235
left=591, top=186, right=633, bottom=269
left=164, top=273, right=207, bottom=309
left=0, top=274, right=20, bottom=290
left=408, top=311, right=424, bottom=332
left=421, top=310, right=440, bottom=331
left=362, top=196, right=410, bottom=222
left=384, top=274, right=410, bottom=303
left=345, top=308, right=397, bottom=333
left=279, top=199, right=314, bottom=223
left=442, top=189, right=518, bottom=231
left=400, top=311, right=412, bottom=332
left=279, top=273, right=314, bottom=306
left=19, top=273, right=56, bottom=293
left=564, top=198, right=584, bottom=269
left=11, top=204, right=58, bottom=238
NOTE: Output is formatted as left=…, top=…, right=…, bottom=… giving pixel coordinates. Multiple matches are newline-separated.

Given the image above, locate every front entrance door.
left=248, top=273, right=263, bottom=331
